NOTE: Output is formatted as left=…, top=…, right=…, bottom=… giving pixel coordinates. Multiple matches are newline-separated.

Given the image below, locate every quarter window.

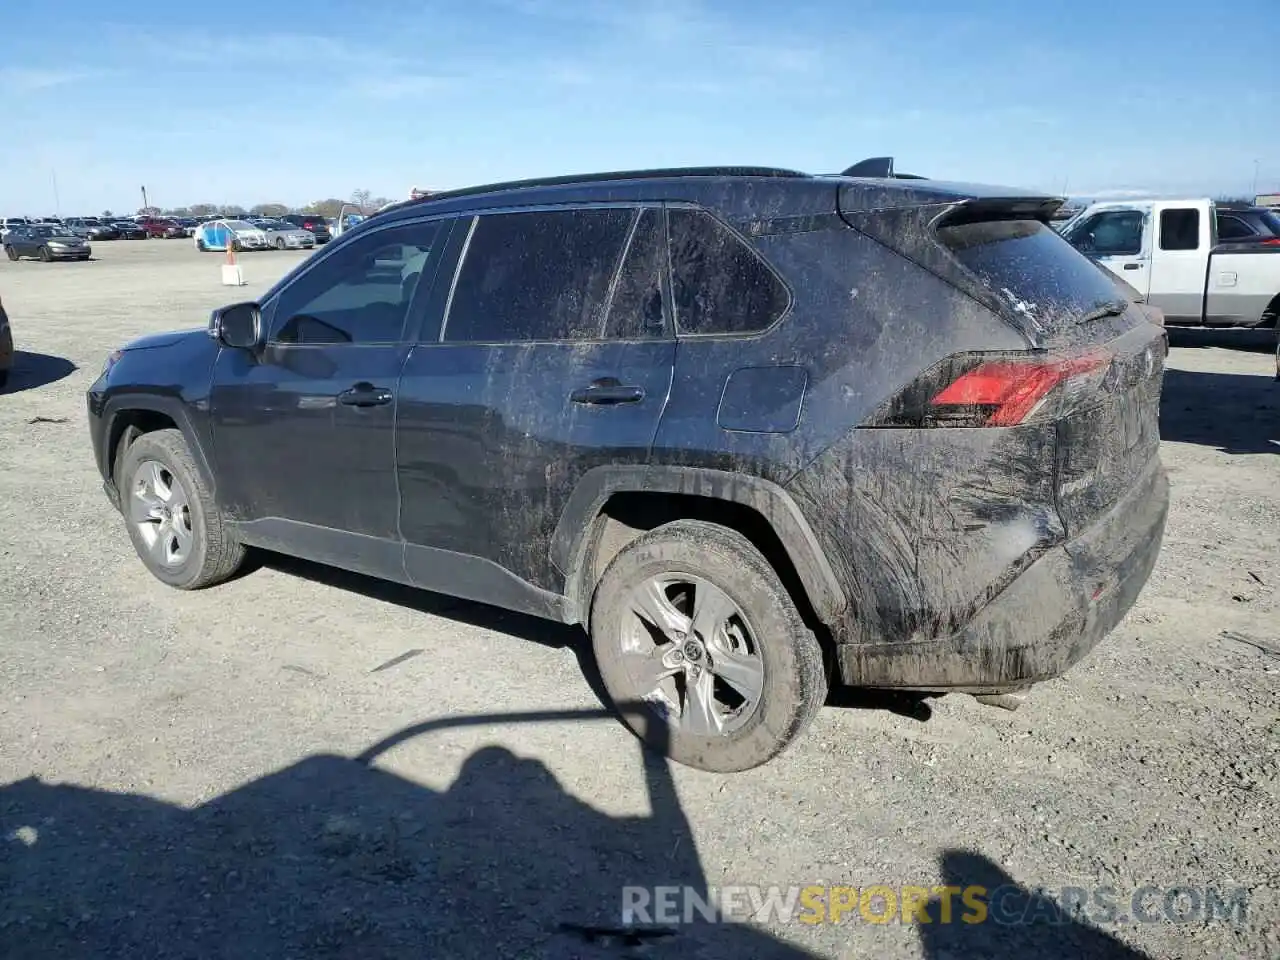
left=444, top=208, right=635, bottom=343
left=1159, top=209, right=1200, bottom=251
left=270, top=221, right=442, bottom=345
left=667, top=208, right=789, bottom=335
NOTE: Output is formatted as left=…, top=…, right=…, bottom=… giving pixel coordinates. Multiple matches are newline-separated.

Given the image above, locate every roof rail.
left=387, top=166, right=810, bottom=212
left=840, top=156, right=928, bottom=180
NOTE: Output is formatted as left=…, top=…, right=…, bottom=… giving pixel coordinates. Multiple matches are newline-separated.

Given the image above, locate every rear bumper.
left=836, top=461, right=1169, bottom=693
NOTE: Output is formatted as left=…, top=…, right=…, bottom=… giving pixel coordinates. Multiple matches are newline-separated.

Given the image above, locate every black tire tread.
left=590, top=518, right=827, bottom=772
left=119, top=428, right=245, bottom=590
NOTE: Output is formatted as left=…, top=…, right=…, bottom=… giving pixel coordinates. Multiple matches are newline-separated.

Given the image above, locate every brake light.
left=863, top=351, right=1112, bottom=429
left=1262, top=238, right=1280, bottom=246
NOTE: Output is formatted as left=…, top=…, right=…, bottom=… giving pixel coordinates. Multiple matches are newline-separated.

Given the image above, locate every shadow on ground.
left=1, top=708, right=822, bottom=959
left=917, top=851, right=1152, bottom=959
left=0, top=352, right=77, bottom=395
left=263, top=552, right=941, bottom=722
left=1160, top=367, right=1278, bottom=455
left=1165, top=326, right=1274, bottom=354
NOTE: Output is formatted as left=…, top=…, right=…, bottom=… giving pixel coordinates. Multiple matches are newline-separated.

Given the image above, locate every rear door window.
left=1159, top=209, right=1200, bottom=251
left=602, top=208, right=668, bottom=339
left=667, top=208, right=789, bottom=335
left=443, top=208, right=635, bottom=343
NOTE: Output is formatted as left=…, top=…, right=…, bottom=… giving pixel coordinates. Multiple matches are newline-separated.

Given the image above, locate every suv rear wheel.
left=118, top=429, right=246, bottom=589
left=590, top=520, right=826, bottom=772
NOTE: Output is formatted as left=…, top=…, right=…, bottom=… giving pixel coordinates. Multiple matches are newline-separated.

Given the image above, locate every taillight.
left=862, top=351, right=1112, bottom=429
left=1262, top=238, right=1280, bottom=246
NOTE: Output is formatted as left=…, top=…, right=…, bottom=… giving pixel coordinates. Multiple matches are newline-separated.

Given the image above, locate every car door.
left=1062, top=208, right=1151, bottom=297
left=208, top=217, right=447, bottom=578
left=395, top=205, right=675, bottom=609
left=1147, top=205, right=1210, bottom=323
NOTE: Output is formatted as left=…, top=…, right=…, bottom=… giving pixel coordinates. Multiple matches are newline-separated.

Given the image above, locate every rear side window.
left=939, top=219, right=1125, bottom=320
left=667, top=208, right=788, bottom=335
left=444, top=208, right=634, bottom=343
left=1216, top=215, right=1254, bottom=241
left=1159, top=209, right=1200, bottom=251
left=602, top=208, right=668, bottom=339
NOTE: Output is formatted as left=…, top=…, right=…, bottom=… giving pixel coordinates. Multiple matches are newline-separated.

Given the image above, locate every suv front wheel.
left=118, top=428, right=247, bottom=589
left=590, top=520, right=827, bottom=772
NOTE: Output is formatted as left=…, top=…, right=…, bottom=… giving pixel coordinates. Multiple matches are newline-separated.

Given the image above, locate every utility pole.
left=141, top=185, right=149, bottom=213
left=51, top=169, right=60, bottom=216
left=1252, top=160, right=1261, bottom=199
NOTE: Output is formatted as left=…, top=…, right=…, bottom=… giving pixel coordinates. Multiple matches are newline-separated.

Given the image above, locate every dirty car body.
left=87, top=164, right=1169, bottom=766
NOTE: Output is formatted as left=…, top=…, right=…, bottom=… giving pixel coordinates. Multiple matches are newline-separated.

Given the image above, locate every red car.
left=137, top=218, right=179, bottom=239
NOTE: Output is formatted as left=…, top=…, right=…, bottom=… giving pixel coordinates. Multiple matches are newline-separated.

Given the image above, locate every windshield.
left=224, top=220, right=257, bottom=231
left=1258, top=209, right=1280, bottom=236
left=31, top=226, right=57, bottom=237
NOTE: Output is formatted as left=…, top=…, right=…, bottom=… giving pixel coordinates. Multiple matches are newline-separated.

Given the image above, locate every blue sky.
left=1, top=0, right=1276, bottom=214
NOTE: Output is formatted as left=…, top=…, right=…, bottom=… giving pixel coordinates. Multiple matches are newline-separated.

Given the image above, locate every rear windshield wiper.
left=1080, top=299, right=1129, bottom=324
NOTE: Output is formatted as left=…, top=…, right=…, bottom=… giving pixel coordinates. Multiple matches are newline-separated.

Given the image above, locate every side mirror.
left=211, top=302, right=262, bottom=350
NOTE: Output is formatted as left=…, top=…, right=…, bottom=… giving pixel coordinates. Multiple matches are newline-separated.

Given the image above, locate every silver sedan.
left=257, top=220, right=316, bottom=250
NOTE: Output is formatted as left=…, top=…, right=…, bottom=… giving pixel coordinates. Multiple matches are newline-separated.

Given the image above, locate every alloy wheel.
left=621, top=574, right=765, bottom=735
left=129, top=460, right=194, bottom=567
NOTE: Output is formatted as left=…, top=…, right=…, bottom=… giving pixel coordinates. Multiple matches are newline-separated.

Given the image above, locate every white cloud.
left=0, top=68, right=95, bottom=92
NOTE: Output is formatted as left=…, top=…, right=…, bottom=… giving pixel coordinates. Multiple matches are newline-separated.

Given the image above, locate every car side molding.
left=552, top=465, right=847, bottom=626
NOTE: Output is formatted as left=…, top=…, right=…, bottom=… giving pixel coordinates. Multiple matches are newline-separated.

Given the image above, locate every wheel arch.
left=103, top=394, right=217, bottom=497
left=553, top=466, right=846, bottom=630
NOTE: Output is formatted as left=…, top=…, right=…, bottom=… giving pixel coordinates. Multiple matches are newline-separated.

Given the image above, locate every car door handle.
left=1123, top=263, right=1143, bottom=270
left=337, top=383, right=394, bottom=407
left=569, top=379, right=645, bottom=405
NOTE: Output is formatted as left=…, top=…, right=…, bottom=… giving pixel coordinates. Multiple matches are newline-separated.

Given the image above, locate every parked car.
left=281, top=213, right=331, bottom=243
left=65, top=217, right=121, bottom=241
left=1, top=217, right=29, bottom=240
left=1213, top=205, right=1280, bottom=247
left=194, top=218, right=270, bottom=252
left=0, top=293, right=11, bottom=390
left=112, top=221, right=148, bottom=240
left=1060, top=198, right=1280, bottom=327
left=87, top=162, right=1169, bottom=772
left=4, top=223, right=91, bottom=261
left=256, top=220, right=316, bottom=250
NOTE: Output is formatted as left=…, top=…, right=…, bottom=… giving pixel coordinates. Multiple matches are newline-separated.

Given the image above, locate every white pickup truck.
left=1060, top=198, right=1280, bottom=332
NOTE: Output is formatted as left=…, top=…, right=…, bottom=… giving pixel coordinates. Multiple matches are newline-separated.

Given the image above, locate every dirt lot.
left=0, top=239, right=1276, bottom=959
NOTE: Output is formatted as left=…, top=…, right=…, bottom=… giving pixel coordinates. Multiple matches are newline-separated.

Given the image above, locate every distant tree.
left=250, top=202, right=289, bottom=217
left=218, top=204, right=248, bottom=216
left=100, top=209, right=113, bottom=218
left=190, top=203, right=219, bottom=217
left=167, top=206, right=193, bottom=218
left=137, top=206, right=161, bottom=216
left=351, top=188, right=372, bottom=211
left=369, top=196, right=392, bottom=210
left=304, top=198, right=345, bottom=218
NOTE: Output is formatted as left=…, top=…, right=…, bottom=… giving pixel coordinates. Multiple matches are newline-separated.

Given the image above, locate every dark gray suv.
left=87, top=163, right=1169, bottom=771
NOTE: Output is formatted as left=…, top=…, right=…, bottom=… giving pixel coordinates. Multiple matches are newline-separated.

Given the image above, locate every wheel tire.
left=196, top=239, right=207, bottom=252
left=118, top=428, right=246, bottom=590
left=231, top=239, right=242, bottom=253
left=589, top=519, right=827, bottom=773
left=4, top=246, right=16, bottom=261
left=275, top=238, right=285, bottom=250
left=39, top=246, right=52, bottom=262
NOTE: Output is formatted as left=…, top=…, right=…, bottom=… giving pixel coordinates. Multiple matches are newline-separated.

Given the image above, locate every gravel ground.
left=0, top=240, right=1276, bottom=959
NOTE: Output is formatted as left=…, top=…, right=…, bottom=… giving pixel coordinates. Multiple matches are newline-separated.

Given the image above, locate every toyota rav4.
left=86, top=163, right=1169, bottom=772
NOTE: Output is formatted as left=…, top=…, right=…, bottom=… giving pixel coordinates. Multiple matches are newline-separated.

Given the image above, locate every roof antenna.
left=842, top=157, right=896, bottom=178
